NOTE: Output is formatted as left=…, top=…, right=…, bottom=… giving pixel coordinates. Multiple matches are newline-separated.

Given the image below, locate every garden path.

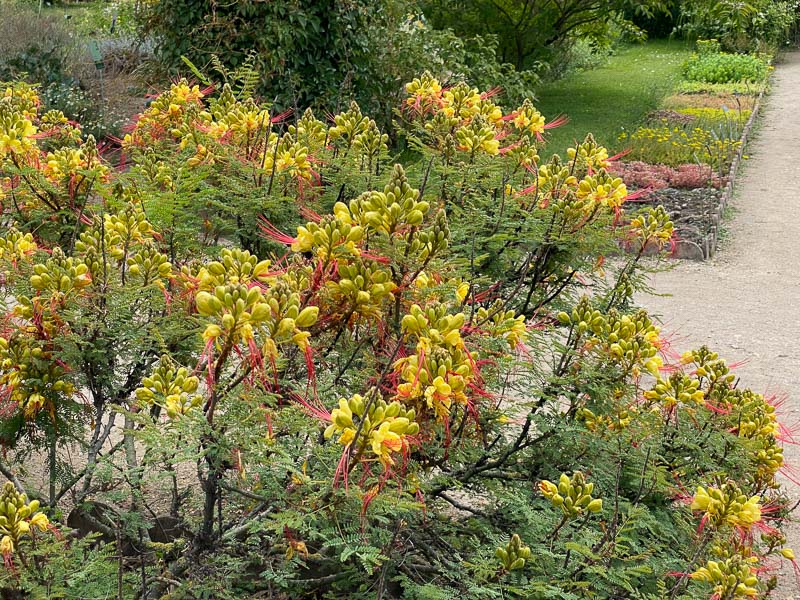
left=638, top=50, right=800, bottom=597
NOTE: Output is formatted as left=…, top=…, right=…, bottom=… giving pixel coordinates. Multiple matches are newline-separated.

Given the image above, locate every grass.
left=533, top=39, right=693, bottom=155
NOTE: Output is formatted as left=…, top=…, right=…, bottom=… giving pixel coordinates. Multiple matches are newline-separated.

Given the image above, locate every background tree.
left=419, top=0, right=668, bottom=71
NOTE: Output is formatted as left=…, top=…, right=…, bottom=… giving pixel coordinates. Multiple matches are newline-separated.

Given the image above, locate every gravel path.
left=638, top=51, right=800, bottom=597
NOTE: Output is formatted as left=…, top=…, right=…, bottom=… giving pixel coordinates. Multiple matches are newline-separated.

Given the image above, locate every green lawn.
left=534, top=40, right=693, bottom=154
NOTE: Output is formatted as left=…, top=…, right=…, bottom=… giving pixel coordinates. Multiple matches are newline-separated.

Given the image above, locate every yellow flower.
left=690, top=486, right=712, bottom=511
left=736, top=496, right=762, bottom=527
left=338, top=428, right=356, bottom=446
left=292, top=331, right=310, bottom=350
left=538, top=480, right=558, bottom=498
left=370, top=421, right=403, bottom=467
left=481, top=138, right=500, bottom=155
left=291, top=226, right=314, bottom=253
left=456, top=282, right=469, bottom=303
left=0, top=535, right=13, bottom=555
left=202, top=324, right=222, bottom=343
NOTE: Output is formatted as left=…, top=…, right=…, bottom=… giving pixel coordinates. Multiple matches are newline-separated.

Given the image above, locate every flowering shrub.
left=620, top=123, right=743, bottom=170
left=0, top=76, right=795, bottom=599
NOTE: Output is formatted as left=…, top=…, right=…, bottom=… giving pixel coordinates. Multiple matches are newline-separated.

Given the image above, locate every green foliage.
left=683, top=49, right=770, bottom=84
left=420, top=0, right=668, bottom=72
left=137, top=0, right=535, bottom=130
left=677, top=0, right=800, bottom=53
left=0, top=533, right=141, bottom=597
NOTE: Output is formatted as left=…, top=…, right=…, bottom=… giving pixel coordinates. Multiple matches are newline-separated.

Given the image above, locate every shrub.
left=621, top=105, right=750, bottom=171
left=683, top=50, right=769, bottom=84
left=677, top=0, right=799, bottom=53
left=137, top=0, right=537, bottom=131
left=0, top=76, right=795, bottom=599
left=620, top=123, right=742, bottom=170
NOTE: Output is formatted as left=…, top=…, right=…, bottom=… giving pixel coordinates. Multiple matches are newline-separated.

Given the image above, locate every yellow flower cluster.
left=681, top=347, right=735, bottom=390
left=0, top=483, right=50, bottom=558
left=511, top=99, right=547, bottom=136
left=405, top=72, right=443, bottom=112
left=718, top=387, right=784, bottom=487
left=539, top=472, right=603, bottom=518
left=402, top=72, right=562, bottom=161
left=3, top=83, right=39, bottom=119
left=125, top=80, right=393, bottom=186
left=0, top=337, right=75, bottom=418
left=620, top=123, right=742, bottom=169
left=558, top=298, right=663, bottom=377
left=644, top=373, right=704, bottom=409
left=136, top=356, right=202, bottom=419
left=495, top=534, right=531, bottom=572
left=676, top=347, right=786, bottom=488
left=124, top=80, right=205, bottom=148
left=455, top=115, right=499, bottom=156
left=291, top=213, right=365, bottom=260
left=44, top=137, right=110, bottom=188
left=195, top=283, right=318, bottom=352
left=29, top=248, right=92, bottom=299
left=690, top=483, right=762, bottom=530
left=324, top=393, right=419, bottom=468
left=196, top=247, right=272, bottom=289
left=0, top=227, right=37, bottom=265
left=531, top=144, right=630, bottom=222
left=566, top=134, right=610, bottom=172
left=577, top=405, right=635, bottom=433
left=0, top=98, right=37, bottom=158
left=474, top=301, right=527, bottom=349
left=73, top=204, right=164, bottom=282
left=691, top=554, right=759, bottom=599
left=629, top=205, right=675, bottom=250
left=576, top=171, right=628, bottom=210
left=288, top=166, right=433, bottom=292
left=325, top=259, right=395, bottom=321
left=396, top=304, right=472, bottom=420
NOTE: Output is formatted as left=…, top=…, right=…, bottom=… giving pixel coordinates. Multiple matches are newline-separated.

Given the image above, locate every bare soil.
left=637, top=51, right=800, bottom=597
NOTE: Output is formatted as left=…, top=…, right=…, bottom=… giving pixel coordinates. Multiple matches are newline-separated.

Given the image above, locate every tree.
left=420, top=0, right=668, bottom=70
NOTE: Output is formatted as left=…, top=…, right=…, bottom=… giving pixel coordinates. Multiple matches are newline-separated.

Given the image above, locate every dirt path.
left=638, top=51, right=800, bottom=597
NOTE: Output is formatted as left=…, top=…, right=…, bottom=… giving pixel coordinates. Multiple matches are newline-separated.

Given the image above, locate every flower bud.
left=295, top=306, right=319, bottom=328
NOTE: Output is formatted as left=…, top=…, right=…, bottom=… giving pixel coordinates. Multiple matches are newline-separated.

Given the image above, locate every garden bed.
left=614, top=42, right=770, bottom=260
left=648, top=89, right=762, bottom=260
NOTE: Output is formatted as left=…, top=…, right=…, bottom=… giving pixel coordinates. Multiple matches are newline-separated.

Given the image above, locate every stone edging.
left=670, top=88, right=765, bottom=260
